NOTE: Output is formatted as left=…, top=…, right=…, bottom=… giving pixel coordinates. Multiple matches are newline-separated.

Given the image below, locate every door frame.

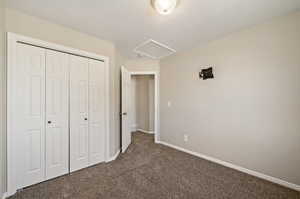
left=6, top=32, right=110, bottom=196
left=130, top=71, right=160, bottom=143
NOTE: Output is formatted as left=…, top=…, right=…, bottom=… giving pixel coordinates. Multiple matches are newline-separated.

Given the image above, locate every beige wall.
left=5, top=8, right=121, bottom=160
left=160, top=11, right=300, bottom=185
left=5, top=9, right=114, bottom=57
left=131, top=75, right=155, bottom=132
left=125, top=58, right=160, bottom=72
left=0, top=1, right=5, bottom=197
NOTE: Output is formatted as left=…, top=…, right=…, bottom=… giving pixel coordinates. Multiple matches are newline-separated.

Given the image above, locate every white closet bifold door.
left=45, top=50, right=69, bottom=180
left=15, top=43, right=46, bottom=188
left=70, top=55, right=89, bottom=172
left=88, top=59, right=106, bottom=166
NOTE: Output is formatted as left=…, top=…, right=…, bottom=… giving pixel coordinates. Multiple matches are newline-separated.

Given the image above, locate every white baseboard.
left=2, top=192, right=10, bottom=199
left=105, top=149, right=120, bottom=163
left=3, top=188, right=17, bottom=199
left=137, top=129, right=154, bottom=134
left=157, top=141, right=300, bottom=192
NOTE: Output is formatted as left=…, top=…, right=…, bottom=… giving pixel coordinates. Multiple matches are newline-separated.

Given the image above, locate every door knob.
left=84, top=118, right=88, bottom=121
left=48, top=121, right=52, bottom=124
left=122, top=113, right=127, bottom=116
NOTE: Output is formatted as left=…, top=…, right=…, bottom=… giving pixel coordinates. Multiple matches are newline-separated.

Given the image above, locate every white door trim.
left=7, top=32, right=110, bottom=197
left=130, top=71, right=160, bottom=143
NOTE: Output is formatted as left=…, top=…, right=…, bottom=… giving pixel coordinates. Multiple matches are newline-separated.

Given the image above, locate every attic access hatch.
left=134, top=39, right=176, bottom=59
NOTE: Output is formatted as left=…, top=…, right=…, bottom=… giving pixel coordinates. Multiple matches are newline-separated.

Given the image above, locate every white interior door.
left=45, top=50, right=69, bottom=180
left=70, top=55, right=89, bottom=172
left=121, top=66, right=131, bottom=152
left=15, top=43, right=46, bottom=188
left=88, top=59, right=106, bottom=165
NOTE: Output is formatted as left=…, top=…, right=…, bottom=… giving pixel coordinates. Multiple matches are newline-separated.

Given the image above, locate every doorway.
left=121, top=67, right=159, bottom=152
left=131, top=74, right=155, bottom=134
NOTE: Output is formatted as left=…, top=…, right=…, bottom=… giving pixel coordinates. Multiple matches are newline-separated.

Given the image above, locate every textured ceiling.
left=6, top=0, right=300, bottom=58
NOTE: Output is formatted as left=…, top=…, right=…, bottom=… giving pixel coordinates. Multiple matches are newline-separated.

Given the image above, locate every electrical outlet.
left=184, top=134, right=189, bottom=142
left=167, top=101, right=172, bottom=107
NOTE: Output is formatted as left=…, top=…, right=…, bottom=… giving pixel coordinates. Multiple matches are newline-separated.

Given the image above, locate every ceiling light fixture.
left=151, top=0, right=178, bottom=15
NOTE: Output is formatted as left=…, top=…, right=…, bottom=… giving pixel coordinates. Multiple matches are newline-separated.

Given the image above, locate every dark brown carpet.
left=9, top=132, right=300, bottom=199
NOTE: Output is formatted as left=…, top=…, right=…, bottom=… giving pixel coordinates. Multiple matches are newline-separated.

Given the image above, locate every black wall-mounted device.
left=199, top=67, right=214, bottom=80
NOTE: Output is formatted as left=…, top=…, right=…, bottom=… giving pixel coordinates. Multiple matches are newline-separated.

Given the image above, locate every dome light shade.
left=152, top=0, right=178, bottom=15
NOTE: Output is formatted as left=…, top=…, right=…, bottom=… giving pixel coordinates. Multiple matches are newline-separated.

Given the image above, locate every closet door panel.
left=70, top=55, right=89, bottom=172
left=88, top=60, right=106, bottom=165
left=15, top=43, right=46, bottom=188
left=45, top=50, right=69, bottom=180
